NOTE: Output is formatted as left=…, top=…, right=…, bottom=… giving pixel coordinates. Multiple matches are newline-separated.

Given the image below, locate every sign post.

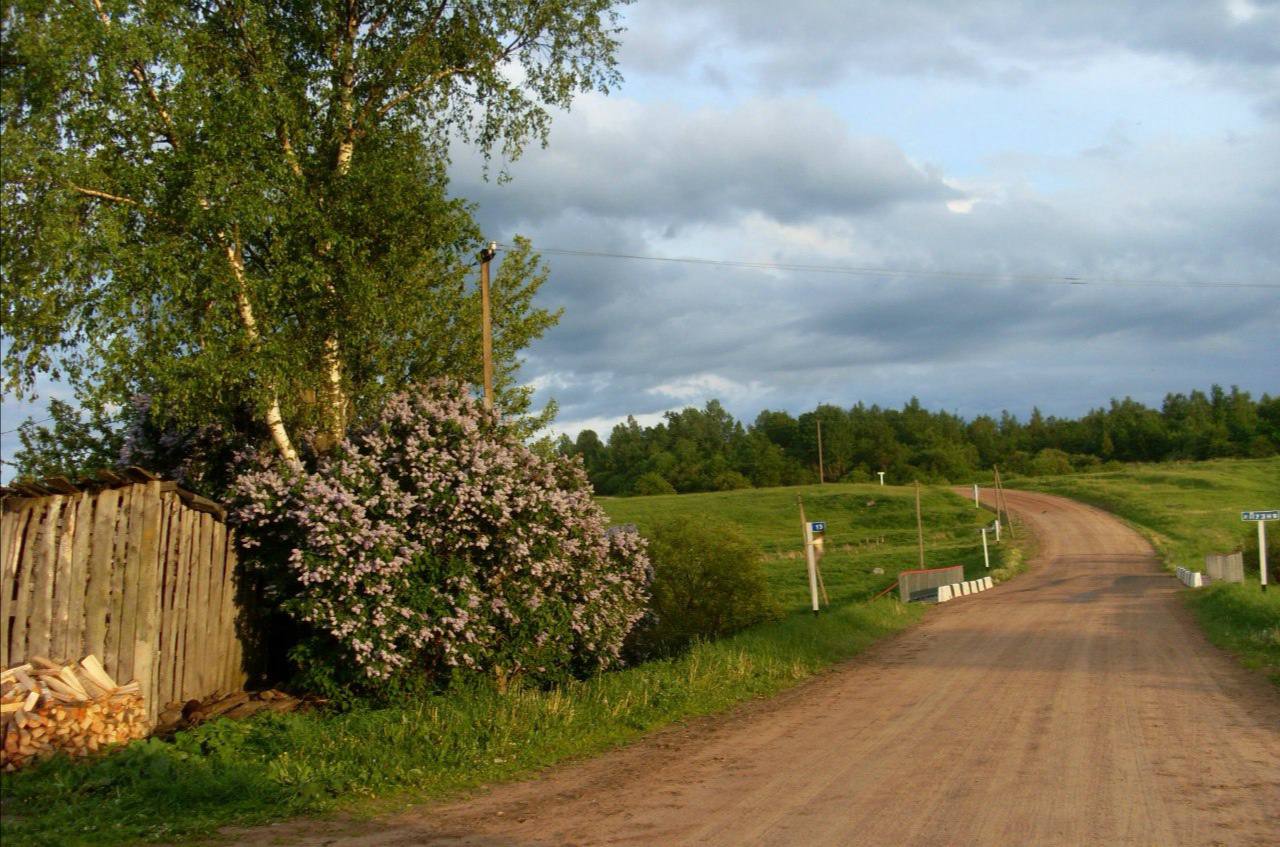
left=981, top=527, right=990, bottom=569
left=798, top=497, right=821, bottom=614
left=994, top=518, right=1001, bottom=543
left=877, top=471, right=885, bottom=486
left=1242, top=510, right=1278, bottom=592
left=973, top=483, right=980, bottom=508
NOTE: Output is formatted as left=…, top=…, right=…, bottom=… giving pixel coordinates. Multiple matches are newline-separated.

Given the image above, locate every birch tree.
left=1, top=1, right=625, bottom=467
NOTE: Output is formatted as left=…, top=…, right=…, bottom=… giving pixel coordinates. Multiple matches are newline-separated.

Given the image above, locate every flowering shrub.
left=231, top=381, right=650, bottom=694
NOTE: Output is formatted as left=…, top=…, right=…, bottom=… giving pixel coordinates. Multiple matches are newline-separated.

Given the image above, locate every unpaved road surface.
left=235, top=490, right=1280, bottom=846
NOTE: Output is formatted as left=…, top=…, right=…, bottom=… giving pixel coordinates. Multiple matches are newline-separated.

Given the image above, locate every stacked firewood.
left=1, top=655, right=148, bottom=772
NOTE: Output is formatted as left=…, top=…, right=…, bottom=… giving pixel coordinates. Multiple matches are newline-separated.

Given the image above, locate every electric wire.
left=496, top=244, right=1279, bottom=291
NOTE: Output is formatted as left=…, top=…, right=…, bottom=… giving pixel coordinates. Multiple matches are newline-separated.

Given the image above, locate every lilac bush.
left=230, top=380, right=650, bottom=692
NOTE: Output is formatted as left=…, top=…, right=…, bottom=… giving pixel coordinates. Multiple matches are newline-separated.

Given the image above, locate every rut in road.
left=231, top=490, right=1280, bottom=847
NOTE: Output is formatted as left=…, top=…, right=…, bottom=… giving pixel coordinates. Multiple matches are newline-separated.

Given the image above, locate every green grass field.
left=1010, top=457, right=1280, bottom=682
left=2, top=483, right=1009, bottom=846
left=602, top=482, right=1024, bottom=611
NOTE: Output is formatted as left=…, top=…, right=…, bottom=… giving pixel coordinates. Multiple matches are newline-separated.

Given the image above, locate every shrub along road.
left=231, top=490, right=1280, bottom=846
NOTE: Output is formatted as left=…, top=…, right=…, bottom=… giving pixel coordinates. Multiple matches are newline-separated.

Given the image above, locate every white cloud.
left=646, top=373, right=768, bottom=401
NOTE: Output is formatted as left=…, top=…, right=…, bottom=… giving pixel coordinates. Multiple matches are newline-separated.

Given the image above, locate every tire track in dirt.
left=230, top=489, right=1280, bottom=846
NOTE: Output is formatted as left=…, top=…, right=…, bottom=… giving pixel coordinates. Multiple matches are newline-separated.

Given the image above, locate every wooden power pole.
left=993, top=464, right=1017, bottom=540
left=479, top=242, right=497, bottom=410
left=816, top=418, right=825, bottom=484
left=914, top=481, right=926, bottom=568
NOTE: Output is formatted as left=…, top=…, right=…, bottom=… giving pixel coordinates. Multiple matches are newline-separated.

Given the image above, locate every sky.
left=454, top=0, right=1280, bottom=442
left=3, top=1, right=1279, bottom=474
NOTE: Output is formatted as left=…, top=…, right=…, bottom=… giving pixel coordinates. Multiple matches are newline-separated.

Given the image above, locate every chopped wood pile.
left=2, top=655, right=148, bottom=772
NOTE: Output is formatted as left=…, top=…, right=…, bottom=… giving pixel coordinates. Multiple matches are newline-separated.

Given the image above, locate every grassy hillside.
left=602, top=483, right=1024, bottom=611
left=1010, top=457, right=1280, bottom=682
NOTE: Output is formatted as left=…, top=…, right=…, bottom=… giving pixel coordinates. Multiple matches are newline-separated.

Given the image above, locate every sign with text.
left=809, top=521, right=825, bottom=556
left=1241, top=510, right=1279, bottom=521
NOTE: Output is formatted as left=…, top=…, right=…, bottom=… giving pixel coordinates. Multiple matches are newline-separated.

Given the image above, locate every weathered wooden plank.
left=10, top=502, right=43, bottom=662
left=190, top=512, right=213, bottom=698
left=26, top=496, right=64, bottom=660
left=132, top=481, right=164, bottom=721
left=66, top=492, right=96, bottom=661
left=172, top=505, right=195, bottom=702
left=48, top=494, right=80, bottom=662
left=1, top=503, right=37, bottom=667
left=157, top=495, right=184, bottom=707
left=104, top=485, right=134, bottom=682
left=150, top=495, right=175, bottom=711
left=205, top=516, right=229, bottom=695
left=2, top=504, right=32, bottom=670
left=159, top=500, right=181, bottom=705
left=84, top=488, right=120, bottom=662
left=223, top=535, right=245, bottom=692
left=116, top=484, right=148, bottom=684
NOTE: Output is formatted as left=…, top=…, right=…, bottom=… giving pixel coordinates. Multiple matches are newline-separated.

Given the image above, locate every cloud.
left=472, top=109, right=1280, bottom=434
left=623, top=0, right=1280, bottom=86
left=456, top=95, right=954, bottom=232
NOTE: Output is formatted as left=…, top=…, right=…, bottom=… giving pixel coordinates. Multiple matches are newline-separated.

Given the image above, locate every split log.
left=1, top=653, right=150, bottom=771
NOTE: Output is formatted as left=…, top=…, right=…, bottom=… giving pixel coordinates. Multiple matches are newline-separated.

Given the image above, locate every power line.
left=497, top=244, right=1279, bottom=291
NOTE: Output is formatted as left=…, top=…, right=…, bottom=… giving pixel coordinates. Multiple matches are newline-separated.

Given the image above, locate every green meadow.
left=602, top=482, right=1023, bottom=611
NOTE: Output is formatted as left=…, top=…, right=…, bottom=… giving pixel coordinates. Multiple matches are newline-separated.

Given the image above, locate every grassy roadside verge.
left=1010, top=457, right=1280, bottom=683
left=1, top=602, right=923, bottom=847
left=1, top=484, right=1024, bottom=846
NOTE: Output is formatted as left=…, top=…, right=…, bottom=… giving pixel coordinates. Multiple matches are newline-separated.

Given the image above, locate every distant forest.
left=555, top=386, right=1280, bottom=496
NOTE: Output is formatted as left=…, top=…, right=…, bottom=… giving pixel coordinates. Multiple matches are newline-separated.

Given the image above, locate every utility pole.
left=479, top=241, right=497, bottom=411
left=915, top=481, right=926, bottom=568
left=993, top=465, right=1017, bottom=540
left=816, top=418, right=825, bottom=484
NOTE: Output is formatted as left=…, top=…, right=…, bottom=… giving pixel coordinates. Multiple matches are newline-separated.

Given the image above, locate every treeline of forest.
left=555, top=385, right=1280, bottom=496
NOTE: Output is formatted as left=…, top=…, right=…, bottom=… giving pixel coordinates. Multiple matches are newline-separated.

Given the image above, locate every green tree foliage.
left=625, top=515, right=776, bottom=660
left=559, top=386, right=1280, bottom=495
left=630, top=471, right=676, bottom=496
left=7, top=398, right=123, bottom=479
left=2, top=0, right=626, bottom=469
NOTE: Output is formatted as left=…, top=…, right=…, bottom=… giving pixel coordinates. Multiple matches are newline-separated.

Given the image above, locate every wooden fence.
left=1, top=471, right=245, bottom=722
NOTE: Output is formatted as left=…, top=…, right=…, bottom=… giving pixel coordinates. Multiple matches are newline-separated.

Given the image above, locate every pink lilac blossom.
left=231, top=380, right=650, bottom=684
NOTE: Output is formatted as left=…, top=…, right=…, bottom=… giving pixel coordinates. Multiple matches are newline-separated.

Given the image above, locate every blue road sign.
left=1241, top=510, right=1279, bottom=521
left=810, top=521, right=826, bottom=532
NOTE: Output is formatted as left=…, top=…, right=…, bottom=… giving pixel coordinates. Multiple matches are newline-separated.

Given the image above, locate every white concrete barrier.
left=937, top=584, right=953, bottom=602
left=1176, top=566, right=1208, bottom=588
left=983, top=576, right=994, bottom=590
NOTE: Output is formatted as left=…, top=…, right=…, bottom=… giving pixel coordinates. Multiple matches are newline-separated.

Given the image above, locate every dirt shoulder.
left=227, top=489, right=1280, bottom=847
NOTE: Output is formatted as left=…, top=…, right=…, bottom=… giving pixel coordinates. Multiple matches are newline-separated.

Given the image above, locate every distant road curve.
left=232, top=489, right=1280, bottom=847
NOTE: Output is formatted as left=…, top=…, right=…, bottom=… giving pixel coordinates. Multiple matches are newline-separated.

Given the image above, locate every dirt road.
left=237, top=490, right=1280, bottom=846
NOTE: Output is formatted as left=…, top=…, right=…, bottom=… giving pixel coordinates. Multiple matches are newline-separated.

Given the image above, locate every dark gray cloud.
left=451, top=104, right=1280, bottom=437
left=623, top=0, right=1280, bottom=88
left=458, top=97, right=953, bottom=230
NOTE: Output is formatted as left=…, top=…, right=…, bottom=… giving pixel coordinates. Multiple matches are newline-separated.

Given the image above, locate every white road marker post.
left=878, top=471, right=885, bottom=486
left=981, top=527, right=991, bottom=569
left=973, top=483, right=980, bottom=507
left=994, top=519, right=1001, bottom=543
left=1242, top=510, right=1277, bottom=592
left=799, top=496, right=821, bottom=614
left=1261, top=521, right=1269, bottom=593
